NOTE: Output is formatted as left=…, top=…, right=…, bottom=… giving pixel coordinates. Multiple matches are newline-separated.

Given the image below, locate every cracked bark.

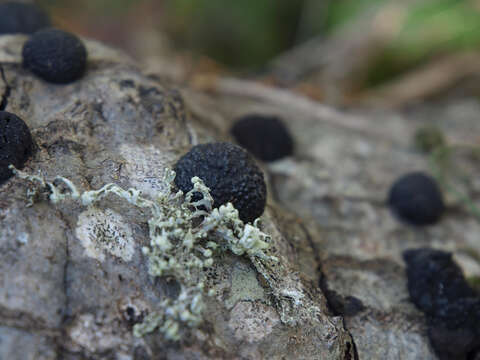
left=0, top=65, right=11, bottom=111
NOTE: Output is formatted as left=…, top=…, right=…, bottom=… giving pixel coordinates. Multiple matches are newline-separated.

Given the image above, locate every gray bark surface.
left=185, top=88, right=480, bottom=360
left=0, top=36, right=354, bottom=359
left=3, top=33, right=480, bottom=360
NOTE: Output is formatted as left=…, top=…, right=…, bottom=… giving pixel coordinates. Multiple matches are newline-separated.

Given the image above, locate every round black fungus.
left=22, top=28, right=87, bottom=84
left=388, top=172, right=444, bottom=226
left=403, top=248, right=480, bottom=360
left=0, top=111, right=33, bottom=184
left=231, top=114, right=294, bottom=162
left=174, top=142, right=267, bottom=223
left=0, top=2, right=50, bottom=35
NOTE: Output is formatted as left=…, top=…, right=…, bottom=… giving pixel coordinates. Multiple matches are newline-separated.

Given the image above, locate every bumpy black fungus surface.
left=0, top=2, right=50, bottom=35
left=0, top=111, right=33, bottom=184
left=174, top=142, right=266, bottom=223
left=22, top=28, right=87, bottom=84
left=388, top=172, right=444, bottom=226
left=404, top=248, right=480, bottom=360
left=231, top=114, right=294, bottom=162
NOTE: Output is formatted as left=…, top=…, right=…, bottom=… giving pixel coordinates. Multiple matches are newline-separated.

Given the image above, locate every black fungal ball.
left=403, top=248, right=477, bottom=314
left=403, top=248, right=480, bottom=360
left=0, top=111, right=33, bottom=184
left=388, top=172, right=444, bottom=226
left=174, top=142, right=267, bottom=223
left=22, top=28, right=87, bottom=84
left=0, top=2, right=50, bottom=35
left=231, top=114, right=294, bottom=162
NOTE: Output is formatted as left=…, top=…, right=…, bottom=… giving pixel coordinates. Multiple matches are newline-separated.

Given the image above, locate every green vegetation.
left=414, top=125, right=447, bottom=154
left=414, top=130, right=480, bottom=222
left=42, top=0, right=140, bottom=15
left=324, top=0, right=384, bottom=30
left=39, top=0, right=480, bottom=81
left=164, top=0, right=304, bottom=68
left=366, top=0, right=480, bottom=85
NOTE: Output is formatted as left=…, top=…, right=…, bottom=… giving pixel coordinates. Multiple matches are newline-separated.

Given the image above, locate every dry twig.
left=359, top=52, right=480, bottom=108
left=192, top=75, right=410, bottom=144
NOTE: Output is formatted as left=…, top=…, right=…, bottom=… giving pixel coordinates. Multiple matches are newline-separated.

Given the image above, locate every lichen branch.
left=11, top=165, right=276, bottom=340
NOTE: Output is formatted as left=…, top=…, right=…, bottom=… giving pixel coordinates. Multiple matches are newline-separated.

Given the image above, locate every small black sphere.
left=0, top=2, right=50, bottom=35
left=174, top=142, right=267, bottom=223
left=231, top=114, right=294, bottom=162
left=22, top=28, right=87, bottom=84
left=0, top=111, right=33, bottom=184
left=388, top=172, right=444, bottom=226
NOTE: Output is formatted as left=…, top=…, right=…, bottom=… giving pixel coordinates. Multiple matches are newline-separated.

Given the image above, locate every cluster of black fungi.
left=0, top=2, right=88, bottom=184
left=0, top=3, right=478, bottom=359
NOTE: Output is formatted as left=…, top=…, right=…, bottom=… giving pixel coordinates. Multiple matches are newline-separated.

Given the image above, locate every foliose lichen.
left=75, top=207, right=135, bottom=262
left=10, top=165, right=276, bottom=341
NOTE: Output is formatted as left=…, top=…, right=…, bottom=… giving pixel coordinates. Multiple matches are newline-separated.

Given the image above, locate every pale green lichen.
left=9, top=166, right=80, bottom=206
left=10, top=165, right=276, bottom=341
left=133, top=282, right=205, bottom=340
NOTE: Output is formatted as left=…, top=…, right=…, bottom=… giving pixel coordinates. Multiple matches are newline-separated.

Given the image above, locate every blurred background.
left=35, top=0, right=480, bottom=108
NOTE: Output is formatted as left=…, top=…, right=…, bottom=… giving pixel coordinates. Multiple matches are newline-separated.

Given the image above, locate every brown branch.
left=358, top=52, right=480, bottom=108
left=191, top=75, right=412, bottom=144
